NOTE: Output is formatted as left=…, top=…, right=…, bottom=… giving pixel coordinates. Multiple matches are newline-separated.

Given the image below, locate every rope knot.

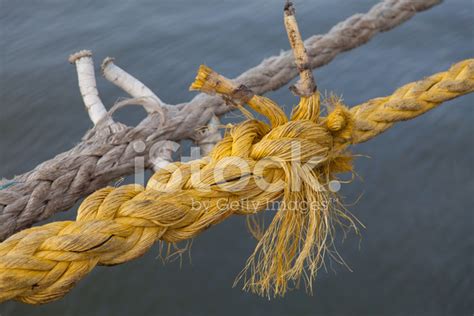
left=187, top=65, right=360, bottom=297
left=325, top=100, right=354, bottom=142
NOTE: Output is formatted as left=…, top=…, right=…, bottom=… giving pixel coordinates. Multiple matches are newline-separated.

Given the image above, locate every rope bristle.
left=189, top=64, right=237, bottom=96
left=189, top=65, right=212, bottom=91
left=235, top=156, right=359, bottom=298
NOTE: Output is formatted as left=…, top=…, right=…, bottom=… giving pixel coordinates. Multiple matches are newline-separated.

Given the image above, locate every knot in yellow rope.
left=1, top=58, right=473, bottom=304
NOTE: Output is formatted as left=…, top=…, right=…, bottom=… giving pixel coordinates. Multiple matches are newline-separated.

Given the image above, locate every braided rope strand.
left=350, top=59, right=474, bottom=143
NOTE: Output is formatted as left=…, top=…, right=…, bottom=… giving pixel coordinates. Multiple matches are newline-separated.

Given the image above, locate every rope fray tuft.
left=190, top=65, right=240, bottom=97
left=191, top=65, right=288, bottom=128
left=68, top=49, right=92, bottom=64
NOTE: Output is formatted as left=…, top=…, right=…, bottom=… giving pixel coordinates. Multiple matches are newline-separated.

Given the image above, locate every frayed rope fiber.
left=0, top=59, right=473, bottom=304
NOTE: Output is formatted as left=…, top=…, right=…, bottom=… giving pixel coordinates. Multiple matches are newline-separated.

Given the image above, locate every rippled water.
left=1, top=0, right=473, bottom=315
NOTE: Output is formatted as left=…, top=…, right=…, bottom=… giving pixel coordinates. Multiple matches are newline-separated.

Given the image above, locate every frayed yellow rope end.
left=189, top=64, right=237, bottom=96
left=235, top=164, right=359, bottom=298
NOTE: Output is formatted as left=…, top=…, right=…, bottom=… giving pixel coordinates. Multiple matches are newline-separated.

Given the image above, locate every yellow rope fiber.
left=0, top=58, right=472, bottom=304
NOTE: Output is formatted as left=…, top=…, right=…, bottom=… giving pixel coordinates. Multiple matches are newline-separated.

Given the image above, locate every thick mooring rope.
left=0, top=58, right=472, bottom=304
left=0, top=0, right=442, bottom=241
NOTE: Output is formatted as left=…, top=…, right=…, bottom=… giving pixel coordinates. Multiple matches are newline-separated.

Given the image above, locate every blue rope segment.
left=0, top=181, right=17, bottom=190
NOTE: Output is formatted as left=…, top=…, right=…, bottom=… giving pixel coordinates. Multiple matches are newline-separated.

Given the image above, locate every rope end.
left=100, top=56, right=115, bottom=75
left=68, top=49, right=92, bottom=64
left=189, top=65, right=235, bottom=96
left=284, top=1, right=317, bottom=97
left=284, top=1, right=295, bottom=16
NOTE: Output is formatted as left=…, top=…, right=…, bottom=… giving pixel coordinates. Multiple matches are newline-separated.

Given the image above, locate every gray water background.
left=0, top=0, right=473, bottom=315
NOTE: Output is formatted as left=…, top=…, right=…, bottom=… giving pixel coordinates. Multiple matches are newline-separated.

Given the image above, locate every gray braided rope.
left=0, top=0, right=441, bottom=240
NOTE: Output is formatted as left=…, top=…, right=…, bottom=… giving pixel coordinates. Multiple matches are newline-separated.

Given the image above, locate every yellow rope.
left=350, top=59, right=474, bottom=143
left=0, top=59, right=472, bottom=304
